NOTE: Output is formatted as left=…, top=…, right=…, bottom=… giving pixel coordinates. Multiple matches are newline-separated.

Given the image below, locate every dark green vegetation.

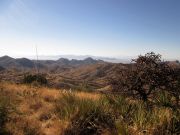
left=23, top=74, right=48, bottom=85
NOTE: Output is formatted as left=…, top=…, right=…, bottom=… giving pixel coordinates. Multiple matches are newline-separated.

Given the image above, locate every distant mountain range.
left=0, top=55, right=179, bottom=90
left=0, top=55, right=127, bottom=90
left=0, top=55, right=105, bottom=70
left=21, top=55, right=132, bottom=63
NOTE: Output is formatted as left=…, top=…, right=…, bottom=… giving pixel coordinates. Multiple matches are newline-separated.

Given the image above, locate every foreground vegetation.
left=0, top=82, right=179, bottom=135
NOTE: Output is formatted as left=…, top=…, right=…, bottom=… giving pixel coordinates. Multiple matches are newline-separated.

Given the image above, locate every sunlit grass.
left=0, top=82, right=179, bottom=135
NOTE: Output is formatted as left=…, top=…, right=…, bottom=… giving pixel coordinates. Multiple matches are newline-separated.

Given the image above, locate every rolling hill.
left=0, top=56, right=119, bottom=90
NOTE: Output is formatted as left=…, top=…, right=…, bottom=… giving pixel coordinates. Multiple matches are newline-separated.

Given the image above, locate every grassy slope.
left=0, top=82, right=178, bottom=135
left=0, top=82, right=100, bottom=135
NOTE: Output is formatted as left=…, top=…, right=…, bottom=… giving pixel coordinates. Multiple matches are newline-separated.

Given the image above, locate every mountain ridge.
left=0, top=55, right=105, bottom=69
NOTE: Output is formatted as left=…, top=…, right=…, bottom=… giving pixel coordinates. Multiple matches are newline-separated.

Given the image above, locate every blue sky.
left=0, top=0, right=180, bottom=60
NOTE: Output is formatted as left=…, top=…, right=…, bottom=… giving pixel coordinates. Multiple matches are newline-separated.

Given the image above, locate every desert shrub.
left=23, top=74, right=48, bottom=85
left=109, top=52, right=177, bottom=103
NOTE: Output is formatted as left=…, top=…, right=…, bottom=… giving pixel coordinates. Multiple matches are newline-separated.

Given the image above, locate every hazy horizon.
left=0, top=54, right=179, bottom=63
left=0, top=0, right=180, bottom=60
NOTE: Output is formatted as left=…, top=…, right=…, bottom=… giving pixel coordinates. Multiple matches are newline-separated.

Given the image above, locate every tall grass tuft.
left=55, top=93, right=78, bottom=119
left=64, top=99, right=117, bottom=135
left=0, top=92, right=12, bottom=134
left=155, top=91, right=172, bottom=108
left=56, top=93, right=117, bottom=134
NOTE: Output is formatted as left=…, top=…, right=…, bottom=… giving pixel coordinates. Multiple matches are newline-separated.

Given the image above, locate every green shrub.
left=23, top=74, right=48, bottom=85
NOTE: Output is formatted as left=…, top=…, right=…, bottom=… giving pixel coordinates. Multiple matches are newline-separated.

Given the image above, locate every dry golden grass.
left=0, top=82, right=101, bottom=135
left=75, top=91, right=100, bottom=100
left=0, top=82, right=178, bottom=135
left=0, top=82, right=62, bottom=135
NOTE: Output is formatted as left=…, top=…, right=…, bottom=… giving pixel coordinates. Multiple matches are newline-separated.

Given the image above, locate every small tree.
left=110, top=52, right=170, bottom=102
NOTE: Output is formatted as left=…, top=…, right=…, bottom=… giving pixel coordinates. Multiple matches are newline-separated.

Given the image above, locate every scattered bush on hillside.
left=23, top=74, right=48, bottom=86
left=109, top=52, right=179, bottom=104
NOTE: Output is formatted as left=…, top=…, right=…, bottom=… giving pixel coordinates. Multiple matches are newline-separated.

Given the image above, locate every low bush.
left=23, top=74, right=48, bottom=85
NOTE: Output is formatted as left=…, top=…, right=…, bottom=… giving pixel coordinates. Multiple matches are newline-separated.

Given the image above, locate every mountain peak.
left=84, top=57, right=94, bottom=61
left=0, top=55, right=14, bottom=60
